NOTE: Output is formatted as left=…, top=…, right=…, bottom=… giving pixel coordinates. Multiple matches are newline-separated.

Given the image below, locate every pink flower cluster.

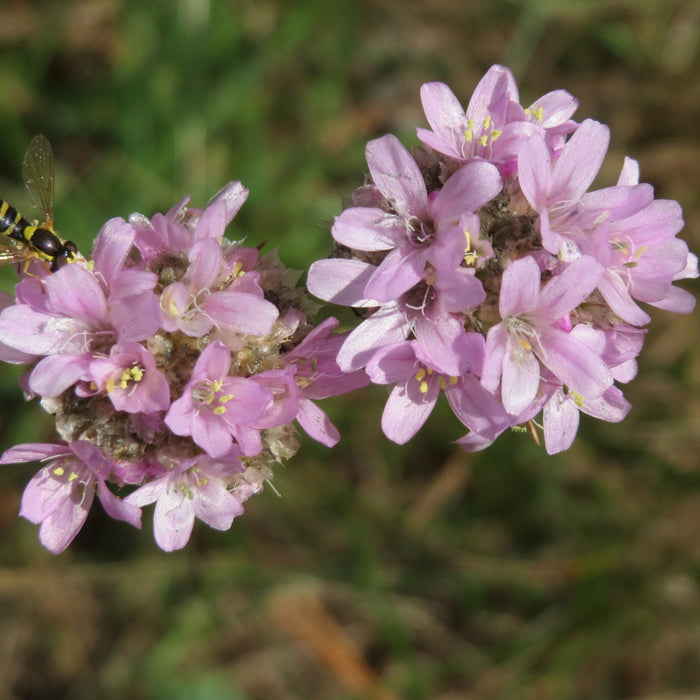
left=0, top=64, right=696, bottom=555
left=308, top=65, right=697, bottom=453
left=0, top=183, right=367, bottom=552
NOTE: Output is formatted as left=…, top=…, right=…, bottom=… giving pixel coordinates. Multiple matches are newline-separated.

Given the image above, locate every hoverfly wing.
left=0, top=241, right=33, bottom=269
left=22, top=134, right=55, bottom=229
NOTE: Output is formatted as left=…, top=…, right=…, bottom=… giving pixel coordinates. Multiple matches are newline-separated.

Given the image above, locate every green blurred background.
left=0, top=0, right=699, bottom=698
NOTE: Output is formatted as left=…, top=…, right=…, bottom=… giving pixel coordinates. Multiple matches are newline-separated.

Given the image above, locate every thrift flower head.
left=0, top=182, right=367, bottom=552
left=308, top=64, right=697, bottom=453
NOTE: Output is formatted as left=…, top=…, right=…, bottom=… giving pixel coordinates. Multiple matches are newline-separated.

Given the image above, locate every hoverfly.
left=0, top=134, right=79, bottom=273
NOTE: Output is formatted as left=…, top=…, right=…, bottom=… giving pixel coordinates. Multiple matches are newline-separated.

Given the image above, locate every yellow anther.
left=438, top=376, right=447, bottom=390
left=464, top=230, right=478, bottom=265
left=415, top=368, right=426, bottom=381
left=213, top=406, right=226, bottom=415
left=464, top=128, right=473, bottom=143
left=419, top=380, right=429, bottom=394
left=634, top=244, right=648, bottom=260
left=490, top=129, right=502, bottom=141
left=519, top=337, right=532, bottom=351
left=479, top=134, right=489, bottom=147
left=53, top=466, right=65, bottom=476
left=448, top=376, right=458, bottom=385
left=483, top=115, right=492, bottom=130
left=115, top=364, right=145, bottom=390
left=68, top=472, right=79, bottom=482
left=218, top=393, right=234, bottom=404
left=570, top=391, right=585, bottom=409
left=527, top=106, right=544, bottom=121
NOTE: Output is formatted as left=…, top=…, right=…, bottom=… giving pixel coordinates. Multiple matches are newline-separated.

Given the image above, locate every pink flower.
left=130, top=181, right=249, bottom=261
left=307, top=135, right=501, bottom=375
left=90, top=342, right=171, bottom=414
left=0, top=220, right=160, bottom=398
left=281, top=317, right=369, bottom=447
left=591, top=192, right=697, bottom=325
left=417, top=65, right=577, bottom=170
left=165, top=340, right=274, bottom=457
left=124, top=452, right=246, bottom=551
left=481, top=256, right=612, bottom=415
left=329, top=134, right=502, bottom=303
left=366, top=337, right=511, bottom=445
left=517, top=121, right=653, bottom=256
left=0, top=181, right=366, bottom=552
left=309, top=67, right=694, bottom=454
left=0, top=441, right=141, bottom=554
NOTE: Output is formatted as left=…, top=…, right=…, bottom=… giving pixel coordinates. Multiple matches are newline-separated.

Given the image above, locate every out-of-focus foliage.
left=0, top=0, right=698, bottom=698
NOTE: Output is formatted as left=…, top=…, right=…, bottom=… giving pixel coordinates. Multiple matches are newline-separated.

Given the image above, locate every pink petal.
left=543, top=390, right=580, bottom=454
left=204, top=291, right=278, bottom=336
left=29, top=353, right=91, bottom=397
left=529, top=90, right=579, bottom=127
left=190, top=481, right=244, bottom=529
left=365, top=134, right=428, bottom=217
left=153, top=488, right=194, bottom=551
left=97, top=480, right=142, bottom=528
left=307, top=259, right=379, bottom=307
left=540, top=328, right=612, bottom=399
left=597, top=272, right=651, bottom=326
left=337, top=303, right=409, bottom=371
left=433, top=161, right=503, bottom=227
left=45, top=264, right=108, bottom=327
left=365, top=341, right=417, bottom=384
left=188, top=238, right=223, bottom=290
left=91, top=218, right=136, bottom=285
left=536, top=256, right=604, bottom=321
left=420, top=82, right=466, bottom=136
left=518, top=135, right=551, bottom=211
left=0, top=443, right=68, bottom=465
left=296, top=398, right=340, bottom=447
left=364, top=246, right=426, bottom=302
left=501, top=334, right=540, bottom=415
left=332, top=208, right=406, bottom=251
left=499, top=256, right=542, bottom=316
left=198, top=181, right=249, bottom=236
left=466, top=65, right=518, bottom=125
left=381, top=383, right=437, bottom=444
left=551, top=119, right=610, bottom=203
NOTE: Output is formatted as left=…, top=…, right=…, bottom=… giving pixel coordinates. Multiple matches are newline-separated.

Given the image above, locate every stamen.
left=570, top=391, right=585, bottom=409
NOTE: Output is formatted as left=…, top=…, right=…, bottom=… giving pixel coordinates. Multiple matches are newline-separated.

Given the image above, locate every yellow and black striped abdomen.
left=0, top=199, right=34, bottom=246
left=0, top=198, right=77, bottom=269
